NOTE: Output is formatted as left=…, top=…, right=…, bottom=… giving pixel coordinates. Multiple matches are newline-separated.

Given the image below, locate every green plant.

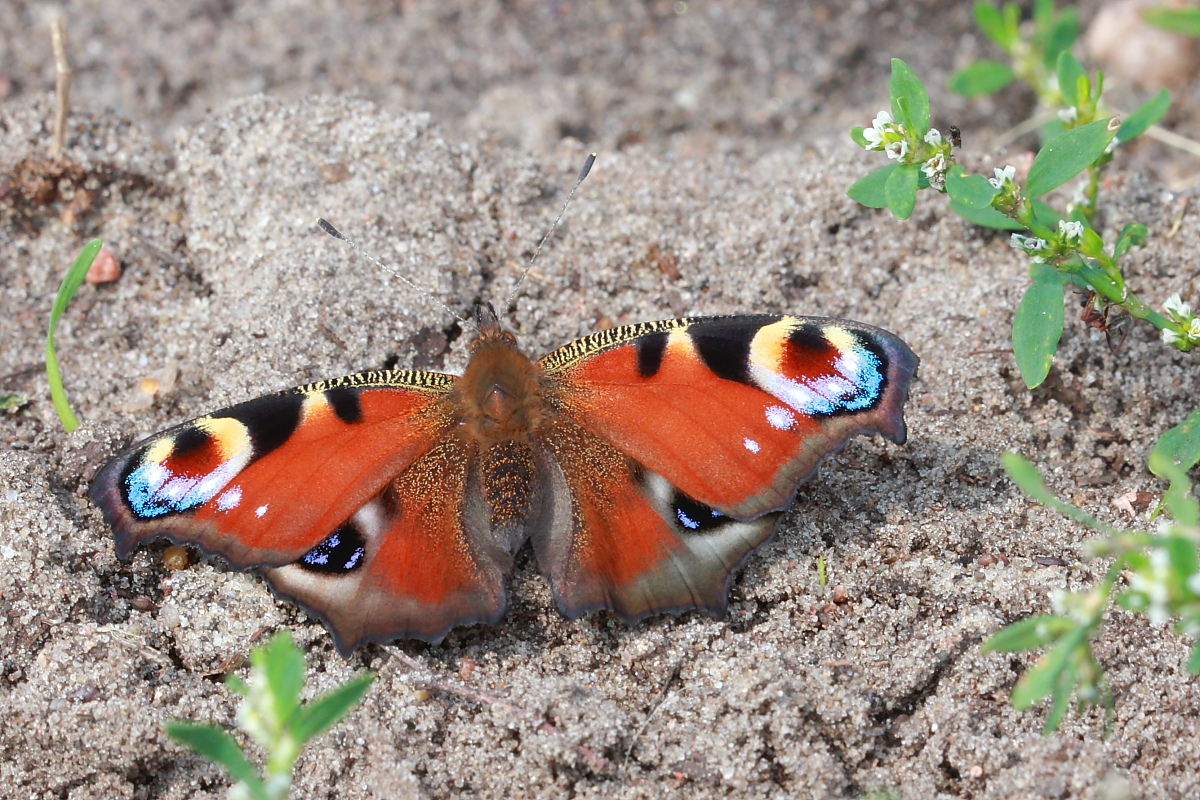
left=847, top=55, right=1177, bottom=390
left=167, top=631, right=373, bottom=800
left=46, top=238, right=101, bottom=432
left=948, top=1, right=1079, bottom=104
left=1142, top=5, right=1200, bottom=37
left=985, top=411, right=1200, bottom=733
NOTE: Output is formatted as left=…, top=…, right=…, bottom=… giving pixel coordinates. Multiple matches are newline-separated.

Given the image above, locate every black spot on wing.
left=169, top=425, right=212, bottom=457
left=212, top=391, right=304, bottom=457
left=692, top=326, right=756, bottom=385
left=297, top=522, right=367, bottom=574
left=325, top=385, right=362, bottom=424
left=672, top=490, right=731, bottom=533
left=635, top=332, right=668, bottom=378
left=787, top=322, right=830, bottom=353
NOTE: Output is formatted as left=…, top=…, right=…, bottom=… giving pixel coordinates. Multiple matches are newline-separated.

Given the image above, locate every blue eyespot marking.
left=125, top=459, right=241, bottom=519
left=298, top=524, right=367, bottom=574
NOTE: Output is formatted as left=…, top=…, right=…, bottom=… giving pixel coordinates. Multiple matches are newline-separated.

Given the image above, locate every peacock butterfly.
left=90, top=299, right=917, bottom=656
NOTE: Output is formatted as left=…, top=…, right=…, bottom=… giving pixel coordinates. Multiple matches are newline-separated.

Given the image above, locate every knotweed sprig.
left=167, top=632, right=373, bottom=800
left=848, top=57, right=1176, bottom=390
left=986, top=410, right=1200, bottom=733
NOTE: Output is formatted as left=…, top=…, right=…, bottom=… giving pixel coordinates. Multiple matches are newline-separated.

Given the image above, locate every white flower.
left=921, top=153, right=946, bottom=179
left=885, top=138, right=909, bottom=160
left=924, top=128, right=943, bottom=146
left=863, top=110, right=895, bottom=150
left=1191, top=318, right=1200, bottom=340
left=989, top=165, right=1016, bottom=190
left=1058, top=219, right=1084, bottom=243
left=1058, top=106, right=1078, bottom=124
left=1010, top=233, right=1048, bottom=254
left=1164, top=328, right=1184, bottom=346
left=1164, top=292, right=1192, bottom=321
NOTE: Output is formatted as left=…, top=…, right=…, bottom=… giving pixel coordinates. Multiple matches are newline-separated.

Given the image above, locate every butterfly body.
left=91, top=308, right=917, bottom=655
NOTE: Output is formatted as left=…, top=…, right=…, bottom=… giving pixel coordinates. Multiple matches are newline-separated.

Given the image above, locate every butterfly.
left=91, top=303, right=918, bottom=656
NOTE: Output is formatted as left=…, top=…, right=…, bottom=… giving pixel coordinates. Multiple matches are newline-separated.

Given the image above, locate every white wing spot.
left=217, top=486, right=242, bottom=511
left=255, top=504, right=269, bottom=518
left=743, top=437, right=761, bottom=453
left=765, top=405, right=796, bottom=430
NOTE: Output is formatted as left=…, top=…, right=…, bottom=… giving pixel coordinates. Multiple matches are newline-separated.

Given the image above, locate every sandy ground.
left=3, top=2, right=1200, bottom=798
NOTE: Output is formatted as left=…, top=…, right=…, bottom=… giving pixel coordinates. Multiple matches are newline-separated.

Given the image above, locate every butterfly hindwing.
left=535, top=315, right=918, bottom=619
left=90, top=369, right=510, bottom=654
left=265, top=433, right=511, bottom=654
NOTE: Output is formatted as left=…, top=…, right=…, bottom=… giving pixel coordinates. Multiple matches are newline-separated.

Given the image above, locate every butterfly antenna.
left=502, top=152, right=596, bottom=317
left=315, top=218, right=472, bottom=328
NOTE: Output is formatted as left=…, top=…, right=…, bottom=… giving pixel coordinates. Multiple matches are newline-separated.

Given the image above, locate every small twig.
left=1145, top=123, right=1200, bottom=160
left=0, top=363, right=43, bottom=383
left=1167, top=197, right=1189, bottom=240
left=619, top=662, right=681, bottom=778
left=985, top=110, right=1058, bottom=153
left=387, top=646, right=609, bottom=772
left=51, top=17, right=71, bottom=157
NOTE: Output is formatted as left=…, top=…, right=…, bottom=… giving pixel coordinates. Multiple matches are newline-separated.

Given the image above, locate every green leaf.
left=1056, top=52, right=1085, bottom=108
left=1042, top=662, right=1075, bottom=734
left=1165, top=536, right=1198, bottom=589
left=1142, top=6, right=1200, bottom=37
left=885, top=163, right=920, bottom=220
left=850, top=126, right=870, bottom=148
left=1149, top=408, right=1200, bottom=475
left=983, top=615, right=1075, bottom=652
left=1012, top=263, right=1065, bottom=388
left=1114, top=222, right=1148, bottom=257
left=889, top=58, right=930, bottom=134
left=0, top=394, right=29, bottom=413
left=1117, top=89, right=1171, bottom=144
left=1001, top=452, right=1116, bottom=533
left=1042, top=7, right=1079, bottom=66
left=226, top=675, right=250, bottom=698
left=261, top=631, right=306, bottom=729
left=1148, top=408, right=1200, bottom=526
left=46, top=239, right=102, bottom=433
left=291, top=673, right=374, bottom=743
left=166, top=722, right=265, bottom=795
left=949, top=200, right=1025, bottom=230
left=946, top=166, right=999, bottom=209
left=1011, top=627, right=1088, bottom=709
left=1026, top=119, right=1117, bottom=197
left=847, top=163, right=899, bottom=209
left=1079, top=226, right=1105, bottom=258
left=947, top=60, right=1015, bottom=96
left=974, top=1, right=1012, bottom=47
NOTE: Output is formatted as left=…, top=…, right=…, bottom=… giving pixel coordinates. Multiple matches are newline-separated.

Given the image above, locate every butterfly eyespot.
left=297, top=523, right=367, bottom=574
left=671, top=491, right=730, bottom=533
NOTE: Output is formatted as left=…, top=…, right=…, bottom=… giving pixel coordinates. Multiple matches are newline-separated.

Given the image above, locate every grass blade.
left=46, top=239, right=102, bottom=433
